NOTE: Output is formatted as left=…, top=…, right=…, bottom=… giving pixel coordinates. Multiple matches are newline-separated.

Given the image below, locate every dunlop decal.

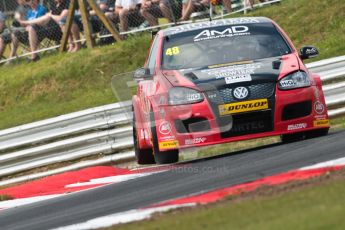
left=313, top=119, right=330, bottom=127
left=159, top=140, right=179, bottom=150
left=219, top=99, right=268, bottom=115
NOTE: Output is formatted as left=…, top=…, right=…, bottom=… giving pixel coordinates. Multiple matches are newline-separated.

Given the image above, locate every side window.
left=147, top=36, right=160, bottom=73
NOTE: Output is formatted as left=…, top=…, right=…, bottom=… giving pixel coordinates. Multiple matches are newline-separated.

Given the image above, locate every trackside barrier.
left=0, top=56, right=344, bottom=185
left=0, top=101, right=132, bottom=152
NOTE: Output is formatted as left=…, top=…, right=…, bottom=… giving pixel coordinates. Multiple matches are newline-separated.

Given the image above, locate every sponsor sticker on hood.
left=177, top=58, right=281, bottom=86
left=225, top=74, right=252, bottom=84
left=201, top=63, right=261, bottom=80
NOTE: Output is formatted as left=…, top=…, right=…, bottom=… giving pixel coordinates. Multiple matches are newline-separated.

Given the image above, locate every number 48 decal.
left=165, top=47, right=180, bottom=56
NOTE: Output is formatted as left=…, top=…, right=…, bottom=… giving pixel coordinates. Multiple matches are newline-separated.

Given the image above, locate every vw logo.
left=232, top=86, right=249, bottom=100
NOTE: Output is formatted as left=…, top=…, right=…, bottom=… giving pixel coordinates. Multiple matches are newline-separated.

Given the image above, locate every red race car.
left=132, top=17, right=329, bottom=164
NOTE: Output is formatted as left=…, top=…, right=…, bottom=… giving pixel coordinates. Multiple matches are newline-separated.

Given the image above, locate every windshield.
left=162, top=23, right=291, bottom=70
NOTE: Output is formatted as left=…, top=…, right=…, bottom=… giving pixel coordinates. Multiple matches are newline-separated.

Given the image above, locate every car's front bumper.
left=154, top=85, right=329, bottom=151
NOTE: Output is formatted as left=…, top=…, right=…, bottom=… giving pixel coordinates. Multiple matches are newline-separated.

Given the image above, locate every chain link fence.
left=0, top=0, right=279, bottom=64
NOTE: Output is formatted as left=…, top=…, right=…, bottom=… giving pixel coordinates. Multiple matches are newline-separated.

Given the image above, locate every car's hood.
left=163, top=54, right=300, bottom=90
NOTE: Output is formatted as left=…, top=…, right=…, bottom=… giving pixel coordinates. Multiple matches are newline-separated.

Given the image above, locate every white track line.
left=51, top=204, right=195, bottom=230
left=0, top=195, right=62, bottom=210
left=0, top=170, right=166, bottom=210
left=300, top=157, right=345, bottom=170
left=65, top=171, right=163, bottom=188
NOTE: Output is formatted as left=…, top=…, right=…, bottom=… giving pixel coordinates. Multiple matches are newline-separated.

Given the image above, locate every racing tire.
left=150, top=111, right=179, bottom=164
left=280, top=132, right=305, bottom=143
left=305, top=128, right=329, bottom=139
left=133, top=114, right=155, bottom=164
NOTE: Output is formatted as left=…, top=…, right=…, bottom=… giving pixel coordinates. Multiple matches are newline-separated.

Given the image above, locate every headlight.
left=169, top=87, right=204, bottom=105
left=278, top=71, right=310, bottom=90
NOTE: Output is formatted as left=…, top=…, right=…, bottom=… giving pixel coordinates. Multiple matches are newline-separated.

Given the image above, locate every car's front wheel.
left=150, top=111, right=179, bottom=164
left=133, top=114, right=155, bottom=164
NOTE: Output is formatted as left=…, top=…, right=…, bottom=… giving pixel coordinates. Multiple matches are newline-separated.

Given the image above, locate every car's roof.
left=162, top=17, right=273, bottom=36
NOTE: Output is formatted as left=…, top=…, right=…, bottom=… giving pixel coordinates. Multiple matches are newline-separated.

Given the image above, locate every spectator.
left=140, top=0, right=174, bottom=26
left=89, top=0, right=119, bottom=44
left=9, top=0, right=48, bottom=61
left=12, top=0, right=31, bottom=26
left=219, top=0, right=232, bottom=13
left=112, top=0, right=145, bottom=32
left=98, top=0, right=117, bottom=22
left=0, top=11, right=5, bottom=34
left=49, top=0, right=81, bottom=52
left=181, top=0, right=188, bottom=18
left=1, top=0, right=30, bottom=61
left=15, top=0, right=82, bottom=58
left=0, top=10, right=8, bottom=58
left=243, top=0, right=254, bottom=9
left=180, top=0, right=232, bottom=21
left=180, top=0, right=210, bottom=21
left=90, top=0, right=115, bottom=14
left=210, top=0, right=232, bottom=13
left=89, top=0, right=115, bottom=34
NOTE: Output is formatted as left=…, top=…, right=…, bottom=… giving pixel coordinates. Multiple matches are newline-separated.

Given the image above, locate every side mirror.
left=151, top=30, right=159, bottom=39
left=133, top=67, right=152, bottom=81
left=300, top=46, right=319, bottom=60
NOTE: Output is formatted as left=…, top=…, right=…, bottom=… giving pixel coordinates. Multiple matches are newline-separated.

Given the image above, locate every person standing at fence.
left=140, top=0, right=174, bottom=26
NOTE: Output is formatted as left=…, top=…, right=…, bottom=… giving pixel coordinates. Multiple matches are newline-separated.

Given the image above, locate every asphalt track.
left=1, top=130, right=345, bottom=230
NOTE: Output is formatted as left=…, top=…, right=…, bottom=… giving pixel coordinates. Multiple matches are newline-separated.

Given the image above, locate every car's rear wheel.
left=133, top=114, right=155, bottom=164
left=150, top=111, right=179, bottom=164
left=305, top=128, right=329, bottom=139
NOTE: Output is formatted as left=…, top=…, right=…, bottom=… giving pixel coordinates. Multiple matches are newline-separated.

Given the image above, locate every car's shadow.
left=177, top=129, right=343, bottom=166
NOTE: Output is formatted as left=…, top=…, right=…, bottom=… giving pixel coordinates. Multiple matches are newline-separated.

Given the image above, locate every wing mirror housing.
left=133, top=67, right=152, bottom=81
left=300, top=46, right=319, bottom=60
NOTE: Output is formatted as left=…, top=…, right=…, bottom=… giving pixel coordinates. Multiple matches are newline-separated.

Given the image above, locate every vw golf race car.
left=132, top=17, right=330, bottom=164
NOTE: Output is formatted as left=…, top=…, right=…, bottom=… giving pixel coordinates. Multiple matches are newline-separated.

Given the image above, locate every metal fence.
left=0, top=0, right=280, bottom=63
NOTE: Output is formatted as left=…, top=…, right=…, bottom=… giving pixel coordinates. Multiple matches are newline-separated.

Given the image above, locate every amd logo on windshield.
left=194, top=26, right=250, bottom=42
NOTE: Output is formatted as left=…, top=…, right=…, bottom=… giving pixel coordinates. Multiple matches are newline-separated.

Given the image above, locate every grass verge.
left=0, top=35, right=151, bottom=130
left=110, top=167, right=345, bottom=230
left=0, top=0, right=344, bottom=130
left=248, top=0, right=345, bottom=62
